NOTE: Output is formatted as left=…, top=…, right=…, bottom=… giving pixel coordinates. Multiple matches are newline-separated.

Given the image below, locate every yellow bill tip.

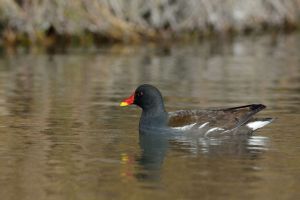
left=120, top=102, right=129, bottom=107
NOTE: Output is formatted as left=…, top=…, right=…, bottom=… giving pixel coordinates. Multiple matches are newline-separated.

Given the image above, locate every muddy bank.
left=0, top=0, right=299, bottom=48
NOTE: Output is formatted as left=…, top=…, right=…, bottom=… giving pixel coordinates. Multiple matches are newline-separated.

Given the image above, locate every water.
left=0, top=34, right=299, bottom=200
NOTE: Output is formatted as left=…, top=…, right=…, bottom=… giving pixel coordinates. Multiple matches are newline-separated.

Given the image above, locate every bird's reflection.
left=135, top=129, right=170, bottom=182
left=135, top=128, right=269, bottom=182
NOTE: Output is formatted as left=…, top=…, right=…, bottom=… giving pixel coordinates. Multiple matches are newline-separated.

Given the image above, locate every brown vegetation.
left=0, top=0, right=300, bottom=47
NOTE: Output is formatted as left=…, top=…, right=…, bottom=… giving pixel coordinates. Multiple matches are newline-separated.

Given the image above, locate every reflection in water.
left=0, top=34, right=299, bottom=199
left=136, top=128, right=269, bottom=183
left=136, top=130, right=169, bottom=182
left=170, top=134, right=269, bottom=157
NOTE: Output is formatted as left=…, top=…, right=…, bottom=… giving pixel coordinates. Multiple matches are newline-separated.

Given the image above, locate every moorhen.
left=120, top=84, right=272, bottom=135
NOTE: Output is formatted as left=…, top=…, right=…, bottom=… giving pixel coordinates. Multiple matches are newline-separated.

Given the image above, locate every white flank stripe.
left=246, top=121, right=271, bottom=130
left=173, top=123, right=197, bottom=131
left=205, top=127, right=225, bottom=135
left=199, top=122, right=209, bottom=129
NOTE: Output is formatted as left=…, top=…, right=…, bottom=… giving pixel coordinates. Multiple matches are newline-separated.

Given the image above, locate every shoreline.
left=0, top=0, right=299, bottom=49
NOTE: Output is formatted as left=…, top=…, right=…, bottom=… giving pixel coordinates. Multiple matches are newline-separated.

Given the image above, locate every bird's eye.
left=137, top=92, right=143, bottom=97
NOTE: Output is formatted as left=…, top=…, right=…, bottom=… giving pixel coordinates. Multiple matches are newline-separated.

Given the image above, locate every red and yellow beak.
left=120, top=93, right=135, bottom=106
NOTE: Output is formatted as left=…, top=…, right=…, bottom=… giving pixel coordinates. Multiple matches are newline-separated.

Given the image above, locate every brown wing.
left=168, top=104, right=266, bottom=130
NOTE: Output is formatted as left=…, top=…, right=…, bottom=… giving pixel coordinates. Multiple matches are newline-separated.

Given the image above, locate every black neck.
left=139, top=107, right=168, bottom=129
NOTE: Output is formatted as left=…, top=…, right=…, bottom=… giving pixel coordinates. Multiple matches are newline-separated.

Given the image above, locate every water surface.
left=0, top=34, right=299, bottom=200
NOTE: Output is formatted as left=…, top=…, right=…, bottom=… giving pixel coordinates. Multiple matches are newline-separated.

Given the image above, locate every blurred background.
left=0, top=0, right=300, bottom=49
left=0, top=1, right=299, bottom=200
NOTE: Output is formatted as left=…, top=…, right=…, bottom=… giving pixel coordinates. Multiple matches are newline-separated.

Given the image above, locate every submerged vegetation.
left=0, top=0, right=300, bottom=48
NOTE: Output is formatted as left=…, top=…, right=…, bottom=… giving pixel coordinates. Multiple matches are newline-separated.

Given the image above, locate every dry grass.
left=0, top=0, right=300, bottom=46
